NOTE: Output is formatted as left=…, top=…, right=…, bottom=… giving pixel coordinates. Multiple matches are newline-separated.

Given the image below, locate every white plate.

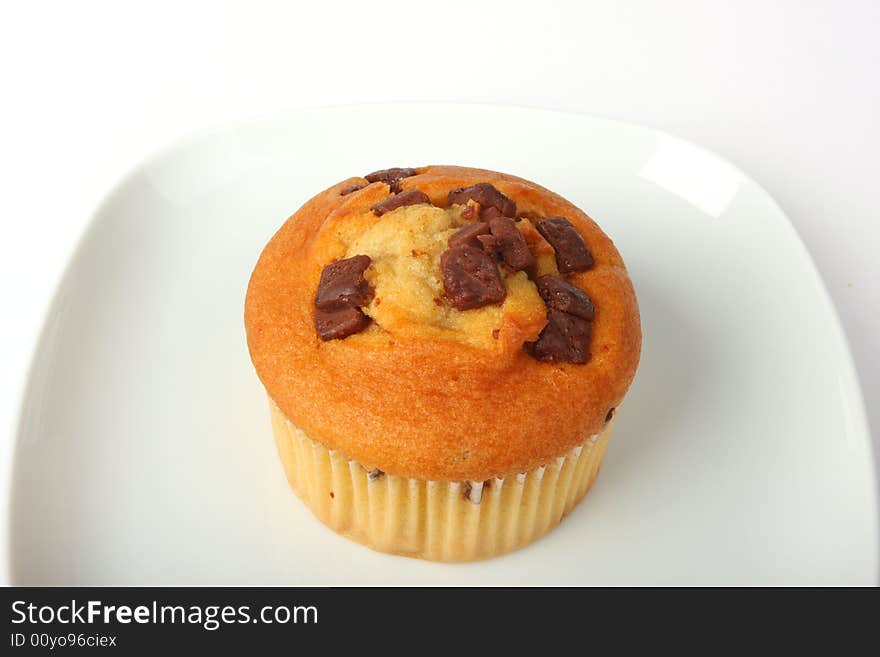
left=7, top=104, right=877, bottom=585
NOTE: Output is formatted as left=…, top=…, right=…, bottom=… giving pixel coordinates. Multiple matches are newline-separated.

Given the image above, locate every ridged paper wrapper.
left=269, top=399, right=611, bottom=561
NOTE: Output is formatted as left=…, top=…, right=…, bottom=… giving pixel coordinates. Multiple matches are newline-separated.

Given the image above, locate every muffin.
left=245, top=165, right=640, bottom=561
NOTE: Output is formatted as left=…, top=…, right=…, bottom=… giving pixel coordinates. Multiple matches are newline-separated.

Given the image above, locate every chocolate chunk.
left=528, top=309, right=591, bottom=364
left=536, top=275, right=595, bottom=320
left=480, top=206, right=505, bottom=222
left=371, top=189, right=431, bottom=216
left=605, top=408, right=615, bottom=423
left=339, top=183, right=363, bottom=196
left=536, top=217, right=594, bottom=273
left=482, top=212, right=535, bottom=271
left=476, top=233, right=500, bottom=255
left=315, top=306, right=371, bottom=341
left=447, top=183, right=516, bottom=218
left=364, top=167, right=417, bottom=193
left=367, top=468, right=385, bottom=481
left=448, top=221, right=490, bottom=249
left=315, top=255, right=374, bottom=310
left=441, top=244, right=506, bottom=310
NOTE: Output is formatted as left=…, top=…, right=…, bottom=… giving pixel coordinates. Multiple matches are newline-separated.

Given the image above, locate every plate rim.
left=4, top=102, right=877, bottom=584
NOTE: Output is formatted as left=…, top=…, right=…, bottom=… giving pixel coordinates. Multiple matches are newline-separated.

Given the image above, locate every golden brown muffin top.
left=245, top=165, right=641, bottom=481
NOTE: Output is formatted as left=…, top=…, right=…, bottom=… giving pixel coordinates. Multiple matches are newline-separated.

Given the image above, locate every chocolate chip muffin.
left=245, top=165, right=641, bottom=561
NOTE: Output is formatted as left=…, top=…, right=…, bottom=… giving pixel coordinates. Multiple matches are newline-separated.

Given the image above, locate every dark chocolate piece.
left=441, top=244, right=506, bottom=310
left=482, top=212, right=535, bottom=271
left=605, top=408, right=616, bottom=423
left=315, top=306, right=371, bottom=341
left=364, top=167, right=418, bottom=193
left=371, top=189, right=431, bottom=216
left=535, top=275, right=595, bottom=320
left=535, top=217, right=594, bottom=274
left=476, top=233, right=500, bottom=255
left=480, top=206, right=505, bottom=222
left=462, top=481, right=484, bottom=504
left=447, top=183, right=516, bottom=218
left=448, top=221, right=490, bottom=249
left=528, top=309, right=591, bottom=364
left=314, top=255, right=374, bottom=341
left=339, top=183, right=363, bottom=196
left=315, top=255, right=374, bottom=310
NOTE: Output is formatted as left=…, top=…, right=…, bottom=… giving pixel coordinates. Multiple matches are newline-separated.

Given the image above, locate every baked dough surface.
left=245, top=165, right=641, bottom=481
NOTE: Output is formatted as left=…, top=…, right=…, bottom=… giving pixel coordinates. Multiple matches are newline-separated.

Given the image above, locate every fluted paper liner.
left=269, top=399, right=611, bottom=561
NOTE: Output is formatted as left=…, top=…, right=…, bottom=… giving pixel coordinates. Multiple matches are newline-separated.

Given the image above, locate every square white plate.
left=7, top=104, right=877, bottom=585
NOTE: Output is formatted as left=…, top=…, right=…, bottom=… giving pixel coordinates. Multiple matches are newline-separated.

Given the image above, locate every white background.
left=1, top=0, right=877, bottom=508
